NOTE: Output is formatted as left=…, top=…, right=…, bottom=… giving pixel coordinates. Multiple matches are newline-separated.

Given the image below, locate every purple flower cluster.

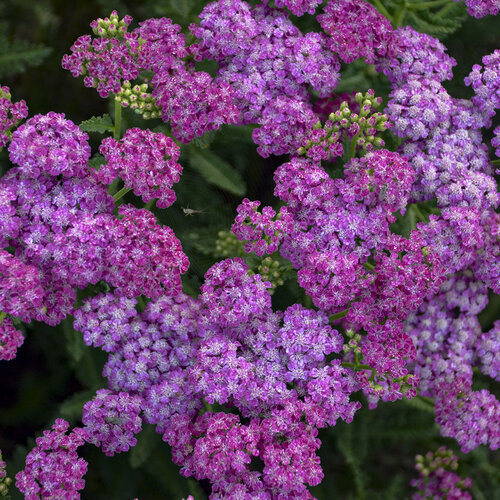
left=411, top=447, right=472, bottom=500
left=261, top=0, right=323, bottom=16
left=9, top=112, right=91, bottom=179
left=376, top=26, right=457, bottom=85
left=152, top=68, right=239, bottom=143
left=318, top=0, right=394, bottom=64
left=192, top=0, right=340, bottom=156
left=62, top=12, right=140, bottom=98
left=0, top=317, right=24, bottom=361
left=465, top=49, right=500, bottom=120
left=0, top=85, right=28, bottom=148
left=82, top=389, right=143, bottom=456
left=15, top=419, right=88, bottom=499
left=457, top=0, right=500, bottom=17
left=232, top=199, right=293, bottom=256
left=99, top=127, right=182, bottom=208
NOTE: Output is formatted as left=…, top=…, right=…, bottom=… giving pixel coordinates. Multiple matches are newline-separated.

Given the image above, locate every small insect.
left=105, top=416, right=127, bottom=425
left=181, top=206, right=206, bottom=216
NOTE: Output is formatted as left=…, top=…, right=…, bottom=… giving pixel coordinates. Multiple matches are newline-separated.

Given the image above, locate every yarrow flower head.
left=0, top=316, right=24, bottom=361
left=82, top=389, right=143, bottom=456
left=318, top=0, right=394, bottom=64
left=261, top=0, right=323, bottom=16
left=0, top=85, right=28, bottom=149
left=98, top=127, right=182, bottom=208
left=15, top=419, right=88, bottom=499
left=456, top=0, right=500, bottom=18
left=200, top=258, right=272, bottom=327
left=62, top=12, right=141, bottom=98
left=9, top=112, right=91, bottom=179
left=464, top=49, right=500, bottom=119
left=411, top=447, right=472, bottom=500
left=376, top=26, right=457, bottom=85
left=232, top=199, right=293, bottom=256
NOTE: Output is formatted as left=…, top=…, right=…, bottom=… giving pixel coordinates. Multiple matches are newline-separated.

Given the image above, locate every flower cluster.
left=232, top=199, right=293, bottom=256
left=15, top=419, right=88, bottom=499
left=9, top=112, right=91, bottom=179
left=457, top=0, right=500, bottom=17
left=0, top=449, right=11, bottom=496
left=192, top=0, right=340, bottom=156
left=99, top=127, right=182, bottom=208
left=82, top=389, right=143, bottom=456
left=0, top=85, right=28, bottom=148
left=411, top=447, right=472, bottom=500
left=318, top=0, right=394, bottom=64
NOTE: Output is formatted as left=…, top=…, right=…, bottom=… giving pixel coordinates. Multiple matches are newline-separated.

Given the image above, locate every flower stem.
left=113, top=186, right=131, bottom=202
left=407, top=0, right=451, bottom=9
left=114, top=99, right=122, bottom=140
left=371, top=0, right=393, bottom=20
left=329, top=308, right=349, bottom=322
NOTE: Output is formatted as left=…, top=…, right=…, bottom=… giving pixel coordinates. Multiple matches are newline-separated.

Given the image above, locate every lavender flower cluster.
left=1, top=0, right=498, bottom=498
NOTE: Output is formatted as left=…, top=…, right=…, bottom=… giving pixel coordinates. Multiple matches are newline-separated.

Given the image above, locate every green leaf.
left=0, top=29, right=52, bottom=78
left=187, top=147, right=246, bottom=196
left=59, top=389, right=95, bottom=421
left=129, top=424, right=160, bottom=469
left=62, top=317, right=86, bottom=363
left=88, top=154, right=106, bottom=169
left=79, top=114, right=114, bottom=134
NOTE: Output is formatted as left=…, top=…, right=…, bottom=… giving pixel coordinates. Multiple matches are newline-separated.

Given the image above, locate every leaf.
left=129, top=424, right=160, bottom=469
left=88, top=154, right=106, bottom=169
left=79, top=114, right=114, bottom=134
left=59, top=389, right=95, bottom=421
left=187, top=147, right=246, bottom=196
left=62, top=317, right=86, bottom=363
left=0, top=30, right=52, bottom=78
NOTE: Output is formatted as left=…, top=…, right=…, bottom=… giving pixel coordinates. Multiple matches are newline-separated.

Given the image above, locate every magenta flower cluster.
left=0, top=85, right=28, bottom=148
left=15, top=419, right=88, bottom=499
left=99, top=127, right=182, bottom=208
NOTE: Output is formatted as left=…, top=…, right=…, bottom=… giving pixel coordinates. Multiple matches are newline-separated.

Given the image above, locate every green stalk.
left=114, top=99, right=122, bottom=140
left=407, top=0, right=451, bottom=9
left=329, top=308, right=349, bottom=322
left=363, top=261, right=375, bottom=271
left=341, top=361, right=372, bottom=370
left=371, top=0, right=393, bottom=20
left=113, top=186, right=131, bottom=202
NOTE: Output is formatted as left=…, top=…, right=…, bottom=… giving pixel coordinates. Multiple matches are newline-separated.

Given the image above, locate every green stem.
left=0, top=312, right=5, bottom=325
left=435, top=1, right=457, bottom=17
left=349, top=134, right=359, bottom=159
left=394, top=1, right=408, bottom=26
left=113, top=186, right=131, bottom=202
left=341, top=361, right=372, bottom=370
left=144, top=199, right=156, bottom=211
left=492, top=159, right=500, bottom=165
left=329, top=308, right=349, bottom=322
left=407, top=0, right=451, bottom=9
left=371, top=0, right=393, bottom=20
left=363, top=261, right=375, bottom=271
left=114, top=99, right=122, bottom=140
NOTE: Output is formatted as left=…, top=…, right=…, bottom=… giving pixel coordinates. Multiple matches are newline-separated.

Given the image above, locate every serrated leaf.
left=59, top=389, right=95, bottom=421
left=79, top=114, right=114, bottom=134
left=0, top=32, right=52, bottom=78
left=62, top=317, right=86, bottom=363
left=187, top=147, right=246, bottom=196
left=88, top=154, right=106, bottom=169
left=129, top=424, right=160, bottom=469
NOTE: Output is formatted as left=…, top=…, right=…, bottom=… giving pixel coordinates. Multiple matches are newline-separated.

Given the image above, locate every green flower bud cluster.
left=91, top=10, right=132, bottom=39
left=298, top=89, right=391, bottom=161
left=115, top=81, right=161, bottom=119
left=256, top=256, right=284, bottom=293
left=0, top=450, right=12, bottom=497
left=415, top=447, right=460, bottom=477
left=342, top=328, right=362, bottom=356
left=215, top=230, right=245, bottom=258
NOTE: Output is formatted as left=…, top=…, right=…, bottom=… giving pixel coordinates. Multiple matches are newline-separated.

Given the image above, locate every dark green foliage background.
left=0, top=1, right=499, bottom=498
